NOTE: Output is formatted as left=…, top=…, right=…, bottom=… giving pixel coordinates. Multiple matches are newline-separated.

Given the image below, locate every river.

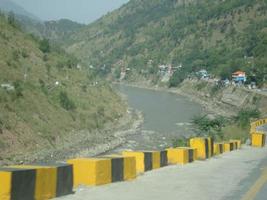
left=111, top=84, right=203, bottom=151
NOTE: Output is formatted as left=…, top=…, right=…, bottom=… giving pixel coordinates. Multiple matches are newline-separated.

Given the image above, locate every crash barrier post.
left=189, top=137, right=212, bottom=160
left=230, top=140, right=241, bottom=149
left=166, top=147, right=196, bottom=165
left=251, top=132, right=266, bottom=148
left=122, top=150, right=167, bottom=174
left=98, top=155, right=137, bottom=182
left=213, top=143, right=224, bottom=155
left=0, top=163, right=73, bottom=200
left=224, top=141, right=235, bottom=152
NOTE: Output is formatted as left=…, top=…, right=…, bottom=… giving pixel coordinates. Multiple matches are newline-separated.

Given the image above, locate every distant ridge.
left=0, top=0, right=40, bottom=21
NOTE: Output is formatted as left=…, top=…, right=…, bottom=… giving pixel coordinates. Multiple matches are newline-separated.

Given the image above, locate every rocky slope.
left=176, top=79, right=267, bottom=117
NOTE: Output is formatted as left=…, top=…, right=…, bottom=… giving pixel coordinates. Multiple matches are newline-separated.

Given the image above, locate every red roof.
left=232, top=71, right=246, bottom=75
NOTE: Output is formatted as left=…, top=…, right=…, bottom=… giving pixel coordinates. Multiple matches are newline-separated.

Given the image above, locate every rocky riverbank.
left=0, top=106, right=144, bottom=166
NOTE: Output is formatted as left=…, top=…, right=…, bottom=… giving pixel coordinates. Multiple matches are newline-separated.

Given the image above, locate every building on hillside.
left=232, top=71, right=247, bottom=84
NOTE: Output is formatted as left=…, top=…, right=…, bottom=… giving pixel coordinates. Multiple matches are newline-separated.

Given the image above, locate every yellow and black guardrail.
left=99, top=155, right=137, bottom=182
left=122, top=150, right=167, bottom=174
left=250, top=118, right=267, bottom=147
left=0, top=163, right=73, bottom=200
left=251, top=132, right=266, bottom=148
left=213, top=142, right=224, bottom=155
left=189, top=137, right=214, bottom=160
left=166, top=147, right=196, bottom=165
left=67, top=158, right=112, bottom=187
left=0, top=130, right=264, bottom=200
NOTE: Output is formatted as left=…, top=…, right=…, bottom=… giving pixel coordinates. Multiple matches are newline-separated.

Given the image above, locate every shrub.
left=192, top=115, right=226, bottom=133
left=21, top=49, right=29, bottom=58
left=59, top=91, right=76, bottom=111
left=235, top=108, right=260, bottom=128
left=169, top=70, right=188, bottom=87
left=13, top=80, right=24, bottom=97
left=172, top=137, right=188, bottom=148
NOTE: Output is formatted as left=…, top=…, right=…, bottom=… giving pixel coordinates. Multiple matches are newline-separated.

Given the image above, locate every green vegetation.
left=65, top=0, right=267, bottom=86
left=0, top=15, right=126, bottom=159
left=192, top=108, right=261, bottom=141
left=172, top=137, right=188, bottom=148
left=169, top=70, right=188, bottom=87
left=234, top=108, right=261, bottom=128
left=39, top=38, right=50, bottom=53
left=13, top=80, right=24, bottom=98
left=59, top=91, right=76, bottom=111
left=192, top=115, right=226, bottom=140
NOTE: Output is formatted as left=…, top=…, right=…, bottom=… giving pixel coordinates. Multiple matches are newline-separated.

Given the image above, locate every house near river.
left=232, top=71, right=247, bottom=84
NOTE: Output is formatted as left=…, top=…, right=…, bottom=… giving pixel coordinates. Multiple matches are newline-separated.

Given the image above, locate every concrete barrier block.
left=122, top=152, right=146, bottom=174
left=36, top=163, right=73, bottom=197
left=166, top=147, right=196, bottom=165
left=213, top=143, right=224, bottom=155
left=224, top=142, right=234, bottom=152
left=0, top=163, right=73, bottom=200
left=189, top=137, right=211, bottom=160
left=251, top=132, right=266, bottom=148
left=230, top=140, right=241, bottom=149
left=0, top=168, right=36, bottom=200
left=122, top=151, right=165, bottom=174
left=7, top=165, right=57, bottom=200
left=99, top=155, right=136, bottom=182
left=67, top=158, right=111, bottom=187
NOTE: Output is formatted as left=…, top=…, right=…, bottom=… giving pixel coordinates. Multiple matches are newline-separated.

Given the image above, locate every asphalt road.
left=56, top=145, right=267, bottom=200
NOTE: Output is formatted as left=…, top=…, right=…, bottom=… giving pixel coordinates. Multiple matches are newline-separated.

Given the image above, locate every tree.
left=169, top=69, right=188, bottom=87
left=39, top=39, right=50, bottom=53
left=7, top=12, right=16, bottom=27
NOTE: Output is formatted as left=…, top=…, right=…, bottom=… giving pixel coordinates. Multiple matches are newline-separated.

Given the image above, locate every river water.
left=112, top=84, right=203, bottom=151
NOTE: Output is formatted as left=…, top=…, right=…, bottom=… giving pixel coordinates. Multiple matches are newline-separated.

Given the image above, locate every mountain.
left=11, top=17, right=85, bottom=45
left=0, top=0, right=84, bottom=44
left=66, top=0, right=267, bottom=86
left=0, top=15, right=125, bottom=161
left=0, top=0, right=39, bottom=20
left=36, top=19, right=85, bottom=44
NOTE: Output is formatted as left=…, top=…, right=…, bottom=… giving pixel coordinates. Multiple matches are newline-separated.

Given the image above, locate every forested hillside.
left=66, top=0, right=267, bottom=86
left=0, top=13, right=125, bottom=161
left=16, top=17, right=85, bottom=45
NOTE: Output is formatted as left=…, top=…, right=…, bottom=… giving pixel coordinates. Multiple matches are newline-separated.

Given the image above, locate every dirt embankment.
left=0, top=107, right=144, bottom=166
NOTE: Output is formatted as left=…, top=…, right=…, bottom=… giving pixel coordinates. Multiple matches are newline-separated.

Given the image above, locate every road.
left=56, top=145, right=267, bottom=200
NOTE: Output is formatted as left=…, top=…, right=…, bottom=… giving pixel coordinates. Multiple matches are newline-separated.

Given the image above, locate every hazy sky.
left=12, top=0, right=129, bottom=24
